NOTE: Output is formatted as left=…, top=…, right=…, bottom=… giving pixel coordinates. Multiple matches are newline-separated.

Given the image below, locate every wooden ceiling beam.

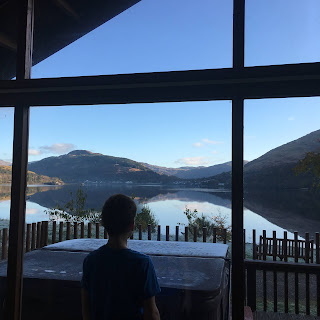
left=0, top=32, right=17, bottom=51
left=53, top=0, right=80, bottom=21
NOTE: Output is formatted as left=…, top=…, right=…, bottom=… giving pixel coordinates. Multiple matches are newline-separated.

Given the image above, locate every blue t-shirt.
left=81, top=245, right=161, bottom=320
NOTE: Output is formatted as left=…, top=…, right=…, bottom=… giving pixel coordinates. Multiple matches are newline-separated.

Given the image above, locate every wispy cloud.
left=192, top=138, right=223, bottom=148
left=29, top=149, right=41, bottom=156
left=29, top=143, right=76, bottom=156
left=288, top=116, right=295, bottom=121
left=211, top=150, right=217, bottom=154
left=175, top=157, right=209, bottom=166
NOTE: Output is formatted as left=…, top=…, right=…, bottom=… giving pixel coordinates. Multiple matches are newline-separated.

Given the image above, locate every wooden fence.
left=0, top=221, right=228, bottom=260
left=246, top=229, right=320, bottom=317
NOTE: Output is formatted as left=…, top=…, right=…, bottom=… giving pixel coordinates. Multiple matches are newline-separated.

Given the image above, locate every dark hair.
left=101, top=194, right=137, bottom=236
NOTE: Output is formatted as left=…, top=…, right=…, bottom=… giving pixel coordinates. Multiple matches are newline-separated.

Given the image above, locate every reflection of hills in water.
left=244, top=190, right=320, bottom=235
left=1, top=184, right=319, bottom=237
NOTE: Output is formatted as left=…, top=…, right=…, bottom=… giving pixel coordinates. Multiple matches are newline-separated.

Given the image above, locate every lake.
left=0, top=184, right=319, bottom=242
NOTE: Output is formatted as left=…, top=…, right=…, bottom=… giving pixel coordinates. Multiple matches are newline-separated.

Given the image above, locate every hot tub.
left=0, top=239, right=230, bottom=320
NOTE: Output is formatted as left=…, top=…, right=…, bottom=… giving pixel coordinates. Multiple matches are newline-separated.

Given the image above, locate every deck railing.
left=0, top=221, right=228, bottom=259
left=246, top=229, right=320, bottom=317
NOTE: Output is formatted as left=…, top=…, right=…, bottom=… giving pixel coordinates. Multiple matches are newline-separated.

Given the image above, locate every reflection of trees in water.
left=25, top=185, right=320, bottom=236
left=0, top=185, right=62, bottom=201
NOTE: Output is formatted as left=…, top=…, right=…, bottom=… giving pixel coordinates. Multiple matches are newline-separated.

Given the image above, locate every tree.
left=135, top=204, right=158, bottom=233
left=294, top=151, right=320, bottom=189
left=45, top=187, right=100, bottom=223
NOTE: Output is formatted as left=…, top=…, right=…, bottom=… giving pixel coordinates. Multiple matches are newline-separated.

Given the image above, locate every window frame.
left=1, top=0, right=320, bottom=319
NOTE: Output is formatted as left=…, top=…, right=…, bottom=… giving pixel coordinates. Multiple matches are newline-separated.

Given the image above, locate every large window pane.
left=245, top=0, right=320, bottom=66
left=31, top=0, right=233, bottom=78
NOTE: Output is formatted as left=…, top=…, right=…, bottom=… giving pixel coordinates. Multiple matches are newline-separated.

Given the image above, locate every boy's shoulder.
left=85, top=245, right=151, bottom=264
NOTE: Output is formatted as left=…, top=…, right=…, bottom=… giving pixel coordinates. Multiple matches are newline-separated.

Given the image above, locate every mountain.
left=0, top=160, right=10, bottom=166
left=28, top=150, right=177, bottom=184
left=0, top=165, right=63, bottom=185
left=142, top=161, right=249, bottom=179
left=244, top=129, right=320, bottom=189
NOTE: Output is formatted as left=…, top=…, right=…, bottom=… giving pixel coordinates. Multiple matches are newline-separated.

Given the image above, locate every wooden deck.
left=254, top=311, right=320, bottom=319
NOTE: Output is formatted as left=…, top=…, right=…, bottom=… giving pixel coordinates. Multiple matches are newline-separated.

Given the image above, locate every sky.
left=1, top=0, right=320, bottom=167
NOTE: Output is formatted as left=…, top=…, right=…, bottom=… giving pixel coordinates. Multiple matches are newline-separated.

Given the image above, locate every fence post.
left=66, top=222, right=71, bottom=240
left=138, top=225, right=142, bottom=240
left=284, top=231, right=289, bottom=313
left=36, top=222, right=41, bottom=248
left=316, top=232, right=320, bottom=317
left=148, top=225, right=151, bottom=240
left=87, top=223, right=92, bottom=238
left=96, top=223, right=100, bottom=239
left=44, top=221, right=48, bottom=246
left=26, top=224, right=31, bottom=253
left=157, top=225, right=160, bottom=241
left=81, top=222, right=85, bottom=238
left=166, top=226, right=169, bottom=241
left=246, top=264, right=256, bottom=311
left=59, top=222, right=63, bottom=242
left=185, top=227, right=189, bottom=242
left=213, top=228, right=217, bottom=243
left=252, top=229, right=256, bottom=260
left=74, top=222, right=78, bottom=239
left=52, top=221, right=56, bottom=244
left=273, top=230, right=277, bottom=313
left=294, top=231, right=299, bottom=314
left=263, top=230, right=267, bottom=311
left=176, top=226, right=179, bottom=241
left=2, top=228, right=8, bottom=259
left=223, top=229, right=227, bottom=244
left=193, top=226, right=197, bottom=242
left=203, top=227, right=207, bottom=243
left=305, top=232, right=310, bottom=315
left=31, top=223, right=36, bottom=250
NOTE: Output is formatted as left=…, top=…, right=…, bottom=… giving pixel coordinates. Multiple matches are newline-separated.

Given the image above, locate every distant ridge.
left=0, top=160, right=10, bottom=166
left=28, top=150, right=176, bottom=184
left=142, top=161, right=248, bottom=179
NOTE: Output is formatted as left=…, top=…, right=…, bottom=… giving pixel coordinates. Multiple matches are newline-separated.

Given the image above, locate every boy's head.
left=101, top=194, right=137, bottom=236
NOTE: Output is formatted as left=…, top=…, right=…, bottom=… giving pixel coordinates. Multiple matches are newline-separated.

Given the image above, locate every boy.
left=81, top=194, right=161, bottom=320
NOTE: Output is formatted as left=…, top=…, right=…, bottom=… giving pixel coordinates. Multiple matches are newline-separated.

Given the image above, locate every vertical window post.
left=5, top=0, right=34, bottom=319
left=232, top=0, right=245, bottom=319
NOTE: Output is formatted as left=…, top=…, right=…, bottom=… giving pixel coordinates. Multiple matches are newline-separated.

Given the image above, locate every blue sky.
left=1, top=0, right=320, bottom=167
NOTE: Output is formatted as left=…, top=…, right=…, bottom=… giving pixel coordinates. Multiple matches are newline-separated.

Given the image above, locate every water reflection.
left=0, top=184, right=319, bottom=240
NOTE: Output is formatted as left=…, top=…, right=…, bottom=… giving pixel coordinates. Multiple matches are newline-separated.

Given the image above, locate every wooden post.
left=294, top=231, right=299, bottom=314
left=202, top=227, right=207, bottom=243
left=246, top=264, right=256, bottom=311
left=138, top=225, right=142, bottom=240
left=88, top=223, right=92, bottom=238
left=2, top=228, right=8, bottom=259
left=193, top=226, right=197, bottom=242
left=73, top=222, right=78, bottom=239
left=305, top=232, right=310, bottom=315
left=316, top=232, right=320, bottom=317
left=213, top=228, right=217, bottom=243
left=284, top=231, right=288, bottom=313
left=223, top=228, right=227, bottom=244
left=59, top=222, right=63, bottom=242
left=26, top=224, right=31, bottom=253
left=5, top=0, right=34, bottom=316
left=252, top=229, right=256, bottom=260
left=273, top=231, right=277, bottom=312
left=66, top=222, right=71, bottom=240
left=263, top=230, right=267, bottom=312
left=185, top=227, right=189, bottom=242
left=40, top=221, right=45, bottom=247
left=96, top=223, right=100, bottom=239
left=31, top=223, right=36, bottom=250
left=157, top=225, right=160, bottom=241
left=176, top=226, right=179, bottom=241
left=36, top=222, right=41, bottom=248
left=44, top=221, right=48, bottom=246
left=81, top=222, right=85, bottom=238
left=52, top=221, right=56, bottom=244
left=166, top=226, right=169, bottom=241
left=147, top=224, right=151, bottom=240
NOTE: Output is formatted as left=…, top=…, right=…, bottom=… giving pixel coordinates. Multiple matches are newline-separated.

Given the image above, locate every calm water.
left=0, top=184, right=319, bottom=241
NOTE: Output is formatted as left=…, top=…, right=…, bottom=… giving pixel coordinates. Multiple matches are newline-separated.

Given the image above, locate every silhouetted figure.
left=81, top=194, right=160, bottom=320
